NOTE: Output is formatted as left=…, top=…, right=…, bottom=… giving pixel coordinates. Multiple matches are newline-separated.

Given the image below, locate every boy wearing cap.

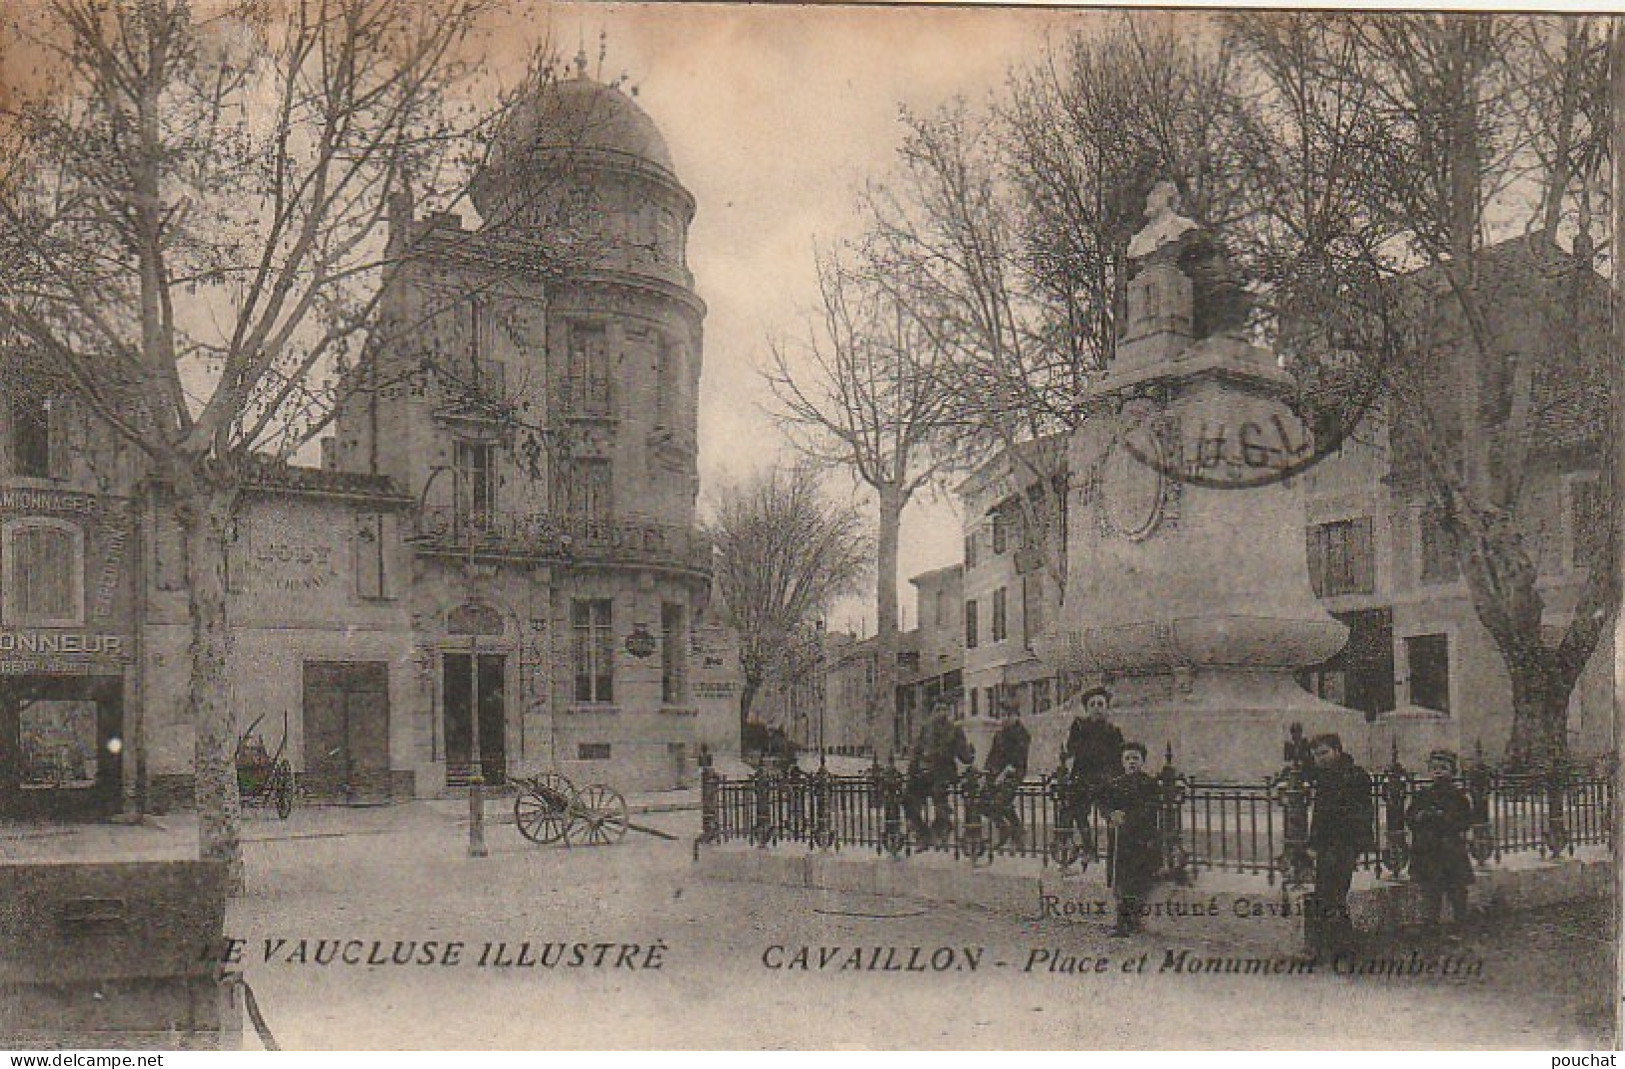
left=1063, top=686, right=1125, bottom=858
left=1405, top=749, right=1475, bottom=935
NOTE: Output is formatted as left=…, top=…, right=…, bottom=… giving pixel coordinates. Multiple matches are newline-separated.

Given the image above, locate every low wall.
left=1348, top=855, right=1612, bottom=931
left=696, top=847, right=1612, bottom=955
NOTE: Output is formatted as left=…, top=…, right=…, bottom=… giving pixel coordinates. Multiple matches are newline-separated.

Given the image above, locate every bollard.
left=699, top=765, right=719, bottom=847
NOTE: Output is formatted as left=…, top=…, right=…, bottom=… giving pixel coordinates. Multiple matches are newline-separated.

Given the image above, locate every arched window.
left=2, top=519, right=84, bottom=626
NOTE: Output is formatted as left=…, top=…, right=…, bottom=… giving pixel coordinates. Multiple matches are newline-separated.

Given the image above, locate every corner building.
left=328, top=68, right=709, bottom=793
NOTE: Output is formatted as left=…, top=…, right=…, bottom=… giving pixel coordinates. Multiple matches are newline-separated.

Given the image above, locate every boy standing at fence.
left=1405, top=749, right=1474, bottom=937
left=1063, top=687, right=1125, bottom=859
left=985, top=703, right=1030, bottom=849
left=1100, top=742, right=1162, bottom=937
left=1307, top=733, right=1374, bottom=959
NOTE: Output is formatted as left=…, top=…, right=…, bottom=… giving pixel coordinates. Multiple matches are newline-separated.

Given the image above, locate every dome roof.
left=472, top=76, right=678, bottom=218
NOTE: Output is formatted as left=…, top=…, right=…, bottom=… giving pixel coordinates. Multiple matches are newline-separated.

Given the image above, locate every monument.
left=1036, top=182, right=1367, bottom=778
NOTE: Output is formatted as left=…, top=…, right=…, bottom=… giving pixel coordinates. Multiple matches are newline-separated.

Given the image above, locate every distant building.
left=752, top=626, right=844, bottom=754
left=957, top=438, right=1067, bottom=723
left=897, top=564, right=965, bottom=742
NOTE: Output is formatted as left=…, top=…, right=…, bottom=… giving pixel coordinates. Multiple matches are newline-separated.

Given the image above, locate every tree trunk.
left=1504, top=650, right=1568, bottom=768
left=873, top=486, right=904, bottom=758
left=178, top=484, right=244, bottom=893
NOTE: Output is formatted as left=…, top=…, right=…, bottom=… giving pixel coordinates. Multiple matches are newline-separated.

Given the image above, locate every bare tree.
left=0, top=0, right=578, bottom=886
left=765, top=251, right=953, bottom=756
left=706, top=464, right=871, bottom=745
left=1232, top=12, right=1619, bottom=764
left=855, top=17, right=1260, bottom=595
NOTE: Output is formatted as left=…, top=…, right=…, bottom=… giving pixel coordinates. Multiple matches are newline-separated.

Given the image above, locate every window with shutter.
left=1308, top=517, right=1375, bottom=596
left=224, top=520, right=247, bottom=595
left=568, top=323, right=612, bottom=416
left=1571, top=478, right=1605, bottom=569
left=454, top=440, right=495, bottom=522
left=2, top=520, right=82, bottom=626
left=154, top=512, right=187, bottom=592
left=565, top=459, right=611, bottom=522
left=355, top=514, right=390, bottom=599
left=1419, top=507, right=1460, bottom=584
left=11, top=395, right=51, bottom=479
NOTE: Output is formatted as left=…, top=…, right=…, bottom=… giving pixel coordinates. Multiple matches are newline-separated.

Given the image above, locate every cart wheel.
left=514, top=773, right=575, bottom=845
left=569, top=783, right=628, bottom=847
left=273, top=761, right=294, bottom=820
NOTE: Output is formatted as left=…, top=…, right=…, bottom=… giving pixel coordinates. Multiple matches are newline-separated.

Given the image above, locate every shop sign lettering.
left=252, top=540, right=336, bottom=591
left=0, top=631, right=126, bottom=656
left=0, top=489, right=107, bottom=516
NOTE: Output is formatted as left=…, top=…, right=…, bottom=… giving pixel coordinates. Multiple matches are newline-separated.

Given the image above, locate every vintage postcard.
left=0, top=1, right=1616, bottom=1051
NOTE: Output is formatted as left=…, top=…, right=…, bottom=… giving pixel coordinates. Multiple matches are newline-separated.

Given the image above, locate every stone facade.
left=326, top=67, right=712, bottom=793
left=140, top=474, right=418, bottom=808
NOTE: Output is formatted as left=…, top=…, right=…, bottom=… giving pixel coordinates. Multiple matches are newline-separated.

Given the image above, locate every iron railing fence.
left=697, top=760, right=1615, bottom=887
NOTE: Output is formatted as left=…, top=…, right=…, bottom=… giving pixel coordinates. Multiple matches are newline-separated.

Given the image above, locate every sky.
left=0, top=0, right=1111, bottom=633
left=487, top=2, right=1109, bottom=632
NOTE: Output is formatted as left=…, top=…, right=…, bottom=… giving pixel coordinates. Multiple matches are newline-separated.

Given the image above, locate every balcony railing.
left=409, top=506, right=711, bottom=574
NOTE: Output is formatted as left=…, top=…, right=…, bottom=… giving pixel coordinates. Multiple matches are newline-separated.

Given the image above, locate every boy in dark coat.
left=1308, top=733, right=1374, bottom=958
left=905, top=706, right=974, bottom=847
left=1406, top=749, right=1475, bottom=934
left=984, top=710, right=1031, bottom=848
left=1099, top=742, right=1162, bottom=936
left=1063, top=687, right=1124, bottom=858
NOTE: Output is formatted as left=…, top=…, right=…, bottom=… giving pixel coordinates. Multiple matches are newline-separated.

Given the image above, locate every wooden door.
left=302, top=662, right=391, bottom=802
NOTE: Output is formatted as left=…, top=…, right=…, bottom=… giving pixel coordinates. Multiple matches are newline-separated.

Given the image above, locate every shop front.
left=0, top=488, right=135, bottom=820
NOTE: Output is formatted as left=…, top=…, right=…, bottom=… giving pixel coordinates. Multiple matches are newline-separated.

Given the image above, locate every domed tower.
left=472, top=60, right=704, bottom=529
left=328, top=57, right=711, bottom=794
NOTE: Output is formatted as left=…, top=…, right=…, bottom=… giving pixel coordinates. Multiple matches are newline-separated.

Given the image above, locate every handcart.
left=511, top=771, right=675, bottom=846
left=235, top=712, right=294, bottom=820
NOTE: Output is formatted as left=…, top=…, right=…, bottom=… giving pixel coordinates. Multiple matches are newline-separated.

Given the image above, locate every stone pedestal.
left=1034, top=184, right=1366, bottom=780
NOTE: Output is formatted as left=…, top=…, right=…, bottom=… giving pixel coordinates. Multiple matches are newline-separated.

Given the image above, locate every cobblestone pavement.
left=8, top=805, right=1614, bottom=1049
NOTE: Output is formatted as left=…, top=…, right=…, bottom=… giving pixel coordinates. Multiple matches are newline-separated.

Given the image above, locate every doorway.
left=302, top=662, right=392, bottom=803
left=443, top=652, right=506, bottom=785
